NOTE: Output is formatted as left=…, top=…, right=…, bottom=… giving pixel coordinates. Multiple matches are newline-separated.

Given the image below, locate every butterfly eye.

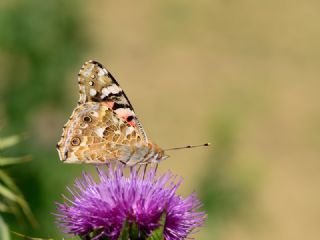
left=71, top=137, right=81, bottom=146
left=83, top=116, right=92, bottom=122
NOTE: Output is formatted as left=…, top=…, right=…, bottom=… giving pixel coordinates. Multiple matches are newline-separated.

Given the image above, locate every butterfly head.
left=158, top=149, right=169, bottom=162
left=149, top=143, right=170, bottom=163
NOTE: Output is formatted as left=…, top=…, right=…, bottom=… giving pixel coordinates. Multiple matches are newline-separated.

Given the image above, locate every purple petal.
left=55, top=164, right=206, bottom=240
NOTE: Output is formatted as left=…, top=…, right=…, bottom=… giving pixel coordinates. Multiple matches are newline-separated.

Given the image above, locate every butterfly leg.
left=143, top=164, right=149, bottom=180
left=120, top=160, right=127, bottom=166
left=155, top=163, right=159, bottom=173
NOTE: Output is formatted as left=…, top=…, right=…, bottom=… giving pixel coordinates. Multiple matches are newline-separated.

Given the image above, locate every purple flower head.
left=55, top=164, right=206, bottom=240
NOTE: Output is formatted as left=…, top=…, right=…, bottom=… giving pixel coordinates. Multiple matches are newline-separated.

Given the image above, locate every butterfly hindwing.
left=56, top=102, right=148, bottom=164
left=78, top=60, right=148, bottom=142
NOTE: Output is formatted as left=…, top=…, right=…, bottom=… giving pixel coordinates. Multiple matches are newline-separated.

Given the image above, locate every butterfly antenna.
left=164, top=143, right=211, bottom=151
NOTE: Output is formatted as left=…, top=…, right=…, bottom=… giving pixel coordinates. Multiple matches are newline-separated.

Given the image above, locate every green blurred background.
left=1, top=0, right=319, bottom=239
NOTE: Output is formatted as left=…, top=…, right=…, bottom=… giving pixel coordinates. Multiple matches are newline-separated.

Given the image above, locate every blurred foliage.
left=145, top=211, right=166, bottom=240
left=0, top=213, right=10, bottom=240
left=117, top=212, right=166, bottom=240
left=11, top=231, right=55, bottom=240
left=199, top=113, right=259, bottom=238
left=0, top=132, right=35, bottom=240
left=0, top=0, right=86, bottom=130
left=0, top=0, right=88, bottom=238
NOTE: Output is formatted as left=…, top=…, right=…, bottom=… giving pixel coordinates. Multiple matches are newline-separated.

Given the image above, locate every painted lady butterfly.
left=56, top=60, right=168, bottom=166
left=56, top=60, right=209, bottom=166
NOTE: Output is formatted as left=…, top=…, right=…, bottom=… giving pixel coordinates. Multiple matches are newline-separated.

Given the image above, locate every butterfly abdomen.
left=118, top=142, right=168, bottom=166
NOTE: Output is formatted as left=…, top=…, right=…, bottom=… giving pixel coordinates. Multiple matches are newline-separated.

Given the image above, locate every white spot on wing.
left=90, top=88, right=97, bottom=96
left=65, top=152, right=81, bottom=163
left=101, top=84, right=122, bottom=99
left=80, top=123, right=88, bottom=128
left=98, top=68, right=108, bottom=76
left=125, top=126, right=134, bottom=136
left=90, top=111, right=98, bottom=117
left=115, top=108, right=135, bottom=117
left=84, top=65, right=94, bottom=77
left=95, top=127, right=104, bottom=137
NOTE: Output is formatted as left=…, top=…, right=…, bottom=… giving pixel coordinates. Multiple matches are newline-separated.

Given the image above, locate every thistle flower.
left=55, top=164, right=206, bottom=240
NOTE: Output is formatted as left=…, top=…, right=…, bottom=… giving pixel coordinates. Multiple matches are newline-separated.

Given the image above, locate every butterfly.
left=56, top=60, right=209, bottom=166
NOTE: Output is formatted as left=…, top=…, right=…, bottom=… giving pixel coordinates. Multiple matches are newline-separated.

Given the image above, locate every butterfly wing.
left=56, top=102, right=149, bottom=165
left=78, top=60, right=148, bottom=142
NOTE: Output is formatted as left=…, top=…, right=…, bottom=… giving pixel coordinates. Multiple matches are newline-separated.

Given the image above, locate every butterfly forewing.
left=78, top=60, right=148, bottom=142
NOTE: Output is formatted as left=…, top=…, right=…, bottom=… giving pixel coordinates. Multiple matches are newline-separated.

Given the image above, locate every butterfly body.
left=57, top=60, right=168, bottom=166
